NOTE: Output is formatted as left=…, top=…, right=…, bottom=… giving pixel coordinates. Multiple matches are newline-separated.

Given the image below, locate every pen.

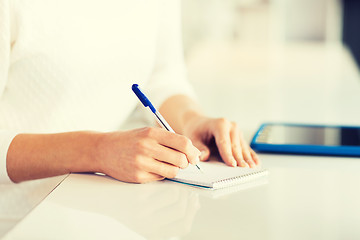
left=132, top=84, right=203, bottom=173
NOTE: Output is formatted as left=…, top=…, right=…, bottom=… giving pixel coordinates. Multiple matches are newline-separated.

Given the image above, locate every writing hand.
left=95, top=127, right=201, bottom=183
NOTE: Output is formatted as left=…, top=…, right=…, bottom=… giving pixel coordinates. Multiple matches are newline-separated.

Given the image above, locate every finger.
left=240, top=139, right=256, bottom=168
left=150, top=144, right=189, bottom=169
left=151, top=129, right=201, bottom=165
left=192, top=140, right=211, bottom=161
left=213, top=119, right=237, bottom=167
left=250, top=149, right=261, bottom=165
left=229, top=123, right=248, bottom=168
left=142, top=157, right=180, bottom=179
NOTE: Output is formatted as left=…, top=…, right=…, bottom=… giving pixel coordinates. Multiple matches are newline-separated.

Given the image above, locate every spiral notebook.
left=169, top=161, right=268, bottom=190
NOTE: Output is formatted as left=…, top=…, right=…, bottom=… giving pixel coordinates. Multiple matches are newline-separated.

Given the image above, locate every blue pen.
left=132, top=84, right=203, bottom=173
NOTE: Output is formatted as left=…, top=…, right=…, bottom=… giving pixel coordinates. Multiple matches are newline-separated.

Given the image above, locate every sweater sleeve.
left=0, top=0, right=19, bottom=184
left=143, top=0, right=197, bottom=109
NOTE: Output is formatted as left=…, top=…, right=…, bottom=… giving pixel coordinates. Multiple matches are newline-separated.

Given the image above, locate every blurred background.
left=180, top=0, right=360, bottom=136
left=182, top=0, right=359, bottom=65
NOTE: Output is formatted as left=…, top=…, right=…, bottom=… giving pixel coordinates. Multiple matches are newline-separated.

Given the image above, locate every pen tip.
left=196, top=164, right=204, bottom=173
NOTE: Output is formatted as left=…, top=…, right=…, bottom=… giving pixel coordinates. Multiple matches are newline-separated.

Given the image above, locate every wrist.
left=181, top=110, right=207, bottom=135
left=185, top=109, right=206, bottom=123
left=69, top=131, right=104, bottom=174
left=90, top=131, right=125, bottom=175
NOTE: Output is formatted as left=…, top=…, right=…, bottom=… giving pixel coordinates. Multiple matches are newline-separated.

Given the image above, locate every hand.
left=182, top=114, right=260, bottom=168
left=94, top=127, right=201, bottom=183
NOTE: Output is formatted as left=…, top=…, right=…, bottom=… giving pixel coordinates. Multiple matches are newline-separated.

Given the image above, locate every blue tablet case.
left=250, top=123, right=360, bottom=157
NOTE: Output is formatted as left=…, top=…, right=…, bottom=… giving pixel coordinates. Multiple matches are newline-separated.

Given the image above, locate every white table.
left=3, top=42, right=360, bottom=240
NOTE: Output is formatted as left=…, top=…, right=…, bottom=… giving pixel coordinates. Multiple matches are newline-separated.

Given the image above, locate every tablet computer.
left=250, top=123, right=360, bottom=157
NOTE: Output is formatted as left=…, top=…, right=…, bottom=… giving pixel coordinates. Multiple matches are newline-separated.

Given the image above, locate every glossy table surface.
left=3, top=43, right=360, bottom=240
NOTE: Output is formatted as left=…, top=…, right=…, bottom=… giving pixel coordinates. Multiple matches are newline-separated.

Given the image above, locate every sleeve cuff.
left=0, top=130, right=19, bottom=184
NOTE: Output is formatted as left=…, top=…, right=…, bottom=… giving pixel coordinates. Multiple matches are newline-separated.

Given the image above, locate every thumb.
left=193, top=141, right=210, bottom=162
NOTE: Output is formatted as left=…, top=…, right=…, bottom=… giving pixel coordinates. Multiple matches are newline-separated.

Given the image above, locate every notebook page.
left=170, top=161, right=267, bottom=189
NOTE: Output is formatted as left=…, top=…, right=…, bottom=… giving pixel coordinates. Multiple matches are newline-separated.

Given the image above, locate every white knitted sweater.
left=0, top=0, right=195, bottom=183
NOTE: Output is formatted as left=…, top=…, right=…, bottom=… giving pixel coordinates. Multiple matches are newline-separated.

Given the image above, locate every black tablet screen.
left=257, top=125, right=360, bottom=146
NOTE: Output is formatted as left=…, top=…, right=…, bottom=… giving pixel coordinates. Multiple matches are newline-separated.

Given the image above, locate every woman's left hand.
left=182, top=114, right=260, bottom=168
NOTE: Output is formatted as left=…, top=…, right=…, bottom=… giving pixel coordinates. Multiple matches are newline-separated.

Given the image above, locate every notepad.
left=169, top=161, right=268, bottom=190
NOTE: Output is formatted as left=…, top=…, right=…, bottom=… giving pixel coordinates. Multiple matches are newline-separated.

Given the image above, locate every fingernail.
left=232, top=160, right=237, bottom=167
left=200, top=150, right=206, bottom=160
left=239, top=160, right=245, bottom=167
left=242, top=161, right=249, bottom=168
left=197, top=149, right=201, bottom=155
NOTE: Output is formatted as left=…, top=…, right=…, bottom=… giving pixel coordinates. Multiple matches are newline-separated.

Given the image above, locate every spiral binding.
left=213, top=169, right=268, bottom=189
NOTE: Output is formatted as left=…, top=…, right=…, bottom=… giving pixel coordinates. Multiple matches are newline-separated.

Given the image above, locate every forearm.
left=6, top=131, right=100, bottom=183
left=159, top=95, right=204, bottom=135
